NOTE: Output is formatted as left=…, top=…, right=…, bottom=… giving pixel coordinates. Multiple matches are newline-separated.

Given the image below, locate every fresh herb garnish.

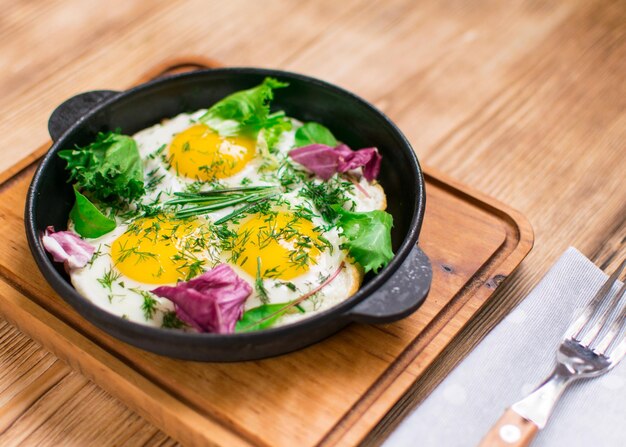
left=132, top=288, right=158, bottom=321
left=161, top=310, right=185, bottom=329
left=58, top=131, right=144, bottom=205
left=275, top=281, right=297, bottom=292
left=334, top=207, right=394, bottom=273
left=235, top=302, right=292, bottom=332
left=115, top=240, right=158, bottom=264
left=69, top=188, right=116, bottom=238
left=261, top=112, right=293, bottom=153
left=299, top=177, right=353, bottom=222
left=165, top=185, right=279, bottom=220
left=295, top=122, right=337, bottom=147
left=145, top=168, right=166, bottom=191
left=148, top=144, right=166, bottom=160
left=236, top=262, right=345, bottom=332
left=199, top=77, right=288, bottom=137
left=213, top=196, right=275, bottom=225
left=97, top=268, right=121, bottom=292
left=255, top=257, right=270, bottom=304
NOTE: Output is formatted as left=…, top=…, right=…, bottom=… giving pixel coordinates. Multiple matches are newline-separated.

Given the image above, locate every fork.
left=478, top=259, right=626, bottom=447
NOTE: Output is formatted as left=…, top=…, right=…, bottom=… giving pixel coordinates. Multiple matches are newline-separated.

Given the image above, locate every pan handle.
left=48, top=59, right=221, bottom=142
left=48, top=90, right=119, bottom=142
left=345, top=245, right=432, bottom=324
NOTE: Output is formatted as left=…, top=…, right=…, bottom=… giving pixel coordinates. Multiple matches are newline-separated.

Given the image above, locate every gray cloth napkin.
left=385, top=247, right=626, bottom=447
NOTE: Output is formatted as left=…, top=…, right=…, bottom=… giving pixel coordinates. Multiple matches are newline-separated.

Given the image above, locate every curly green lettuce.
left=335, top=207, right=394, bottom=274
left=58, top=131, right=144, bottom=205
left=199, top=77, right=289, bottom=137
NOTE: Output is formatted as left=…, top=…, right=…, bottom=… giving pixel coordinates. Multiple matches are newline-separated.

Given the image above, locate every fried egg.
left=68, top=110, right=386, bottom=331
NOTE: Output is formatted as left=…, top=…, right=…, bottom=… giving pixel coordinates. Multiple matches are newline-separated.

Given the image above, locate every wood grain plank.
left=0, top=320, right=177, bottom=446
left=0, top=0, right=365, bottom=177
left=0, top=360, right=68, bottom=433
left=0, top=278, right=251, bottom=447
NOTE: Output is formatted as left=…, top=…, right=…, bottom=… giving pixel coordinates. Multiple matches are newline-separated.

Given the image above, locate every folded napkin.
left=385, top=247, right=625, bottom=447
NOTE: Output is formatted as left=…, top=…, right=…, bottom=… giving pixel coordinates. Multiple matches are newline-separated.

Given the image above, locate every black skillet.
left=25, top=68, right=432, bottom=361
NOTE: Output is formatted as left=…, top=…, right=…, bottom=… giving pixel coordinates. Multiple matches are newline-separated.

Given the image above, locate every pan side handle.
left=345, top=245, right=432, bottom=324
left=48, top=90, right=119, bottom=141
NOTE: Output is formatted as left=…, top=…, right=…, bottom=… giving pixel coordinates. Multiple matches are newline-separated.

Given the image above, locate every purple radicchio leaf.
left=41, top=226, right=95, bottom=270
left=151, top=264, right=252, bottom=334
left=335, top=144, right=381, bottom=182
left=289, top=144, right=381, bottom=181
left=288, top=144, right=341, bottom=180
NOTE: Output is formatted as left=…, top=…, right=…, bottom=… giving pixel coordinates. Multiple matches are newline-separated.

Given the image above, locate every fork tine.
left=607, top=323, right=626, bottom=362
left=580, top=280, right=626, bottom=346
left=594, top=294, right=626, bottom=356
left=567, top=259, right=626, bottom=340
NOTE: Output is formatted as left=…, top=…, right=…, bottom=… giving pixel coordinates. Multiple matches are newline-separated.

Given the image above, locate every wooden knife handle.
left=477, top=408, right=539, bottom=447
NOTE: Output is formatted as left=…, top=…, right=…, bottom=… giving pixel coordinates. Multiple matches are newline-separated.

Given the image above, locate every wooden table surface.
left=0, top=0, right=624, bottom=445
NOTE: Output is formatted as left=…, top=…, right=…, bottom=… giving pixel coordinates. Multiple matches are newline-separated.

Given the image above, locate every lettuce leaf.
left=295, top=122, right=338, bottom=147
left=262, top=111, right=293, bottom=152
left=235, top=303, right=291, bottom=332
left=69, top=188, right=116, bottom=238
left=199, top=77, right=288, bottom=137
left=58, top=131, right=144, bottom=204
left=335, top=207, right=394, bottom=273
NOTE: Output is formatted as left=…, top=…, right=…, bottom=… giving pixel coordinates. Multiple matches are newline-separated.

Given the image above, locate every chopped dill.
left=145, top=168, right=166, bottom=191
left=115, top=240, right=158, bottom=264
left=148, top=144, right=166, bottom=159
left=87, top=245, right=104, bottom=267
left=97, top=268, right=121, bottom=291
left=184, top=180, right=205, bottom=194
left=255, top=257, right=270, bottom=304
left=299, top=177, right=353, bottom=222
left=161, top=311, right=185, bottom=329
left=263, top=266, right=281, bottom=279
left=274, top=281, right=297, bottom=292
left=132, top=288, right=158, bottom=321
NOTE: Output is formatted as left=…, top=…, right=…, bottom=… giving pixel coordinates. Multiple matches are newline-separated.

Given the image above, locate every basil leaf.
left=199, top=77, right=288, bottom=137
left=236, top=303, right=291, bottom=332
left=69, top=188, right=116, bottom=238
left=59, top=132, right=144, bottom=205
left=335, top=207, right=394, bottom=273
left=295, top=122, right=338, bottom=147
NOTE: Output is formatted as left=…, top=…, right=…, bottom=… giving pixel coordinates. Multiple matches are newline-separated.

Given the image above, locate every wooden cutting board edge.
left=0, top=156, right=533, bottom=447
left=0, top=279, right=256, bottom=447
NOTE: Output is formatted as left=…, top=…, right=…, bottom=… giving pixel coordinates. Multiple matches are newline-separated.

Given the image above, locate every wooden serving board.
left=0, top=58, right=533, bottom=447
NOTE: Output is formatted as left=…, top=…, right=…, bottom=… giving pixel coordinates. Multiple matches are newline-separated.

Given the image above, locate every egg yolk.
left=168, top=124, right=256, bottom=181
left=235, top=212, right=323, bottom=280
left=111, top=216, right=207, bottom=284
